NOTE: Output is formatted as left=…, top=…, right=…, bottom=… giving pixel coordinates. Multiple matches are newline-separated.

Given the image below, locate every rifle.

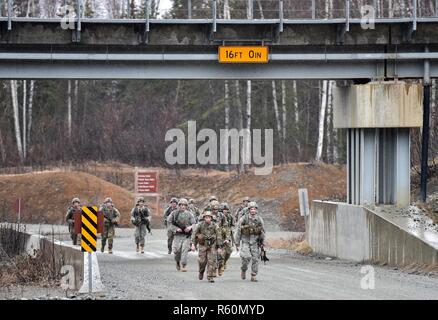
left=136, top=208, right=152, bottom=234
left=145, top=218, right=152, bottom=234
left=257, top=239, right=269, bottom=264
left=230, top=229, right=235, bottom=247
left=260, top=246, right=269, bottom=264
left=172, top=211, right=192, bottom=238
left=103, top=209, right=111, bottom=224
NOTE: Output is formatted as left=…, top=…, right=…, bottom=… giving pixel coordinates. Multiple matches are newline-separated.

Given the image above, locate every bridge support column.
left=334, top=81, right=423, bottom=207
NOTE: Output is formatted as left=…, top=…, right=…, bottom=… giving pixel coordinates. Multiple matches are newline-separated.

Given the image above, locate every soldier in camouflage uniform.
left=217, top=202, right=234, bottom=276
left=234, top=196, right=250, bottom=222
left=203, top=195, right=219, bottom=212
left=164, top=197, right=178, bottom=254
left=235, top=201, right=265, bottom=282
left=65, top=197, right=81, bottom=245
left=188, top=198, right=201, bottom=222
left=191, top=211, right=223, bottom=283
left=100, top=197, right=121, bottom=254
left=210, top=201, right=222, bottom=223
left=167, top=198, right=196, bottom=272
left=130, top=197, right=151, bottom=254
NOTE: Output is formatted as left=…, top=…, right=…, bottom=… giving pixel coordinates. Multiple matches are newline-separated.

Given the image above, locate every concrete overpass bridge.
left=0, top=0, right=438, bottom=79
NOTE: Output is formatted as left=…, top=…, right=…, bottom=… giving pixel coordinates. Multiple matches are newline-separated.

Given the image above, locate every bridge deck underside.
left=0, top=20, right=438, bottom=79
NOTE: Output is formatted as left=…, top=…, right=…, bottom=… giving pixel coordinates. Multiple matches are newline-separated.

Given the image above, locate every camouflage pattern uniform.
left=208, top=201, right=221, bottom=223
left=164, top=198, right=178, bottom=254
left=65, top=197, right=81, bottom=245
left=235, top=202, right=265, bottom=282
left=167, top=198, right=196, bottom=271
left=217, top=203, right=234, bottom=276
left=130, top=197, right=151, bottom=253
left=191, top=211, right=223, bottom=282
left=202, top=195, right=218, bottom=213
left=188, top=198, right=202, bottom=222
left=234, top=196, right=250, bottom=223
left=100, top=198, right=121, bottom=254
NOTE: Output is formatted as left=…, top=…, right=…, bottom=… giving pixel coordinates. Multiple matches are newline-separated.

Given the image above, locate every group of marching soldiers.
left=65, top=197, right=121, bottom=254
left=164, top=195, right=267, bottom=283
left=65, top=194, right=267, bottom=283
left=66, top=196, right=148, bottom=254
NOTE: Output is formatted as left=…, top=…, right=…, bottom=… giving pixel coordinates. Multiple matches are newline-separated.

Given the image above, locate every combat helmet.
left=248, top=201, right=258, bottom=209
left=104, top=197, right=113, bottom=204
left=210, top=200, right=220, bottom=210
left=188, top=198, right=195, bottom=204
left=202, top=210, right=213, bottom=218
left=71, top=197, right=80, bottom=204
left=220, top=202, right=230, bottom=211
left=178, top=198, right=188, bottom=206
left=137, top=197, right=145, bottom=204
left=242, top=196, right=250, bottom=202
left=209, top=195, right=218, bottom=202
left=170, top=197, right=178, bottom=204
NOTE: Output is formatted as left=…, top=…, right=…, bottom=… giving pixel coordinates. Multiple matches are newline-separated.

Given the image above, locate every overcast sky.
left=159, top=0, right=173, bottom=11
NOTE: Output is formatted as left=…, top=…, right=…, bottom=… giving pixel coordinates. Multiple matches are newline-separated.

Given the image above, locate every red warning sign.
left=136, top=171, right=158, bottom=194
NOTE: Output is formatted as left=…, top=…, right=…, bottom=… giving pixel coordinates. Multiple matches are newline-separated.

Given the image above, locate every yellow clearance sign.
left=218, top=46, right=269, bottom=63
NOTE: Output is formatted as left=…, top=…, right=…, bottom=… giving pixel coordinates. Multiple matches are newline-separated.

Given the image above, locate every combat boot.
left=199, top=272, right=204, bottom=280
left=181, top=264, right=187, bottom=272
left=176, top=262, right=181, bottom=271
left=218, top=266, right=224, bottom=276
left=108, top=247, right=113, bottom=254
left=251, top=274, right=258, bottom=282
left=140, top=245, right=145, bottom=254
left=136, top=244, right=139, bottom=253
left=241, top=271, right=246, bottom=280
left=207, top=277, right=215, bottom=283
left=101, top=244, right=105, bottom=253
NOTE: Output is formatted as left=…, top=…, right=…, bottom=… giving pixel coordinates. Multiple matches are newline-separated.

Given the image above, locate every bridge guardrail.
left=1, top=0, right=438, bottom=21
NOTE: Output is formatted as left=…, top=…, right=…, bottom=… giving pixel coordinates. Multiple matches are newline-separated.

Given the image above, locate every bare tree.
left=38, top=0, right=47, bottom=18
left=325, top=80, right=334, bottom=162
left=224, top=80, right=230, bottom=171
left=271, top=81, right=284, bottom=163
left=0, top=126, right=6, bottom=163
left=281, top=80, right=287, bottom=162
left=234, top=81, right=245, bottom=174
left=328, top=81, right=337, bottom=162
left=292, top=80, right=300, bottom=158
left=22, top=80, right=27, bottom=159
left=223, top=2, right=231, bottom=171
left=27, top=80, right=35, bottom=148
left=10, top=80, right=24, bottom=162
left=26, top=0, right=35, bottom=17
left=224, top=0, right=231, bottom=19
left=245, top=80, right=252, bottom=171
left=316, top=80, right=329, bottom=162
left=67, top=80, right=72, bottom=141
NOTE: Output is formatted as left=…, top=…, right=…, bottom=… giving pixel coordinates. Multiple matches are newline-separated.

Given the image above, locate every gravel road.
left=6, top=225, right=438, bottom=300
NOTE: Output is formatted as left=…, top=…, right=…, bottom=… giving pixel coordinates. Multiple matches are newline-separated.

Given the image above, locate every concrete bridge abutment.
left=308, top=81, right=438, bottom=267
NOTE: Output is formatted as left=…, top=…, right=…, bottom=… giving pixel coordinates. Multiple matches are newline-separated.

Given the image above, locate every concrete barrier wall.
left=0, top=226, right=83, bottom=290
left=309, top=201, right=438, bottom=267
left=308, top=202, right=370, bottom=261
left=368, top=210, right=438, bottom=266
